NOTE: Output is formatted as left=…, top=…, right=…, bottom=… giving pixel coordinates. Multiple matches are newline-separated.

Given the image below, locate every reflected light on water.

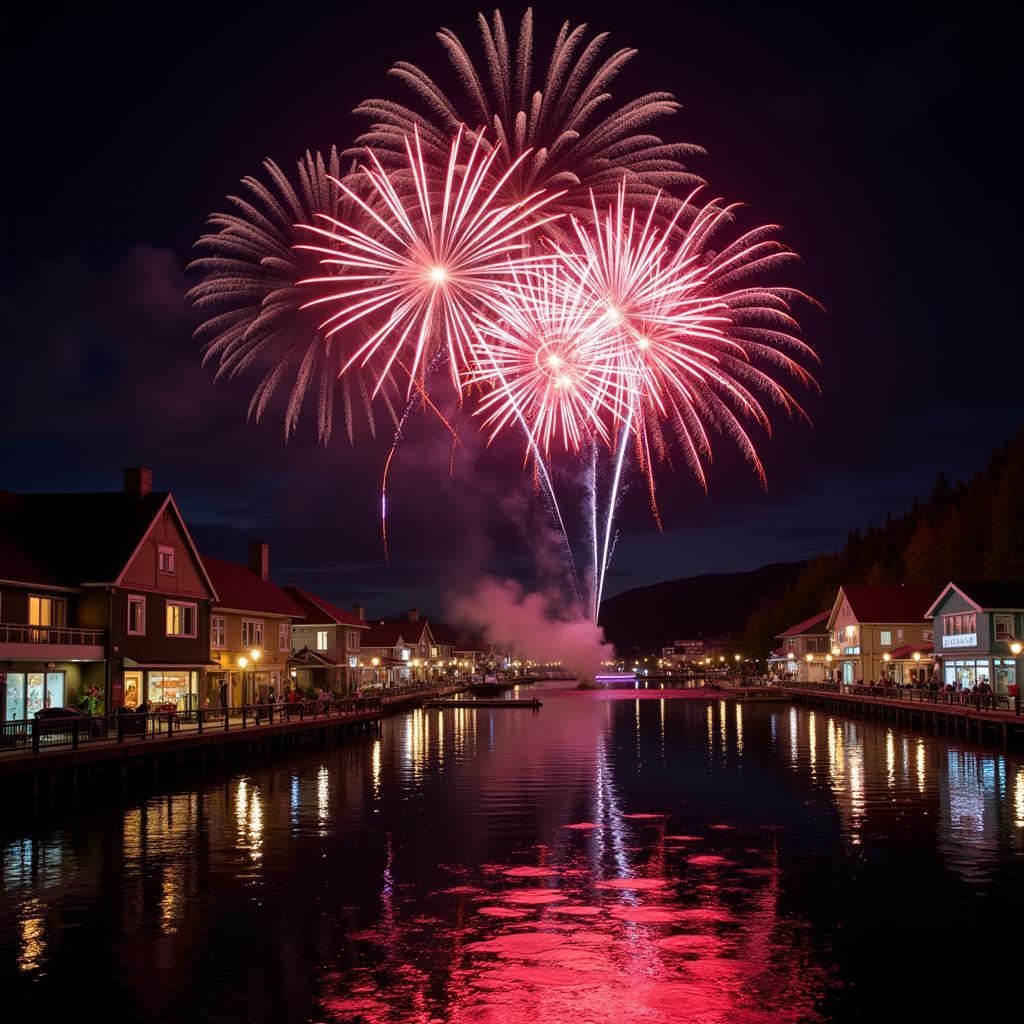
left=18, top=898, right=46, bottom=973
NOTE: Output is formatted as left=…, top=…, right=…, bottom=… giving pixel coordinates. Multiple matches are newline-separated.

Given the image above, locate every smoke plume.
left=447, top=577, right=613, bottom=683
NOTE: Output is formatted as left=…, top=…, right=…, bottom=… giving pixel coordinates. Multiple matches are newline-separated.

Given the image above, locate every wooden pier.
left=781, top=683, right=1024, bottom=748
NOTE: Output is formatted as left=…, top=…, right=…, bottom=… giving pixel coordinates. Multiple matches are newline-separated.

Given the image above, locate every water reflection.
left=2, top=691, right=1023, bottom=1021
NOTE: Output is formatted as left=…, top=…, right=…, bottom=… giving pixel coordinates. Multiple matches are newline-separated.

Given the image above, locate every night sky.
left=2, top=1, right=1020, bottom=617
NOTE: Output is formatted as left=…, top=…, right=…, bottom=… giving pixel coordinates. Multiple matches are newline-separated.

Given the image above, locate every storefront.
left=941, top=657, right=1017, bottom=694
left=121, top=665, right=205, bottom=710
left=3, top=671, right=66, bottom=721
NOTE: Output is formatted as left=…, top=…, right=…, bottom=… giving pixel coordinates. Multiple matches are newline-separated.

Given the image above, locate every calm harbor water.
left=3, top=681, right=1023, bottom=1022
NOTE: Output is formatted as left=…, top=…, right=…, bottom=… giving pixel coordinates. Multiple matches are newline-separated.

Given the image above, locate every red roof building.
left=827, top=585, right=935, bottom=684
left=284, top=587, right=369, bottom=694
left=773, top=610, right=831, bottom=682
left=203, top=545, right=305, bottom=705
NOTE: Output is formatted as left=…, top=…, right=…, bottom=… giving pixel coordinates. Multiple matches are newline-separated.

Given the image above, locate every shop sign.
left=943, top=633, right=977, bottom=649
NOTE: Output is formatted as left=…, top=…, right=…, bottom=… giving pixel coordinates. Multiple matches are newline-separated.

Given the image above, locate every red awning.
left=887, top=643, right=934, bottom=660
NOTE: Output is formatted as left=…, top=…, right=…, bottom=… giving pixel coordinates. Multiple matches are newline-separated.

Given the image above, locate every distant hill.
left=598, top=562, right=805, bottom=656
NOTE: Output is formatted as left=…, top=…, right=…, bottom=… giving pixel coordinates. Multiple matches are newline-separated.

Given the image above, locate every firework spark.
left=297, top=126, right=563, bottom=396
left=189, top=148, right=399, bottom=443
left=351, top=8, right=702, bottom=223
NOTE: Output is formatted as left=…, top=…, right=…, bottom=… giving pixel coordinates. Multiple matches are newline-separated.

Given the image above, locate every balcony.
left=0, top=623, right=106, bottom=661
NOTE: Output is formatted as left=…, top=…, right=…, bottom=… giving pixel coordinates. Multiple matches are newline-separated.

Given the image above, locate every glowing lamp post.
left=882, top=652, right=891, bottom=685
left=1011, top=641, right=1022, bottom=715
left=825, top=653, right=833, bottom=683
left=805, top=652, right=813, bottom=683
left=237, top=655, right=248, bottom=707
left=371, top=656, right=381, bottom=689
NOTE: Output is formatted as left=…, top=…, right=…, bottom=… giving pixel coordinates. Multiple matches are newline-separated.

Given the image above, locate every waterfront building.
left=772, top=611, right=831, bottom=681
left=925, top=581, right=1024, bottom=694
left=0, top=467, right=217, bottom=716
left=203, top=544, right=305, bottom=705
left=827, top=585, right=934, bottom=684
left=360, top=611, right=437, bottom=686
left=660, top=636, right=729, bottom=671
left=284, top=588, right=369, bottom=694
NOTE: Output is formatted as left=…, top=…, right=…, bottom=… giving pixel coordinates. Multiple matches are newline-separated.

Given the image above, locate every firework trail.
left=351, top=8, right=702, bottom=226
left=296, top=125, right=563, bottom=396
left=189, top=148, right=401, bottom=443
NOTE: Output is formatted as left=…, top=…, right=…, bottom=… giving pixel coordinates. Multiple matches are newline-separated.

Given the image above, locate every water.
left=3, top=682, right=1023, bottom=1022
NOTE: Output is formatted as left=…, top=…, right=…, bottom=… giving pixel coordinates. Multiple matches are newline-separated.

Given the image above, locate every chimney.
left=407, top=607, right=419, bottom=622
left=123, top=467, right=152, bottom=497
left=353, top=604, right=365, bottom=620
left=249, top=541, right=269, bottom=581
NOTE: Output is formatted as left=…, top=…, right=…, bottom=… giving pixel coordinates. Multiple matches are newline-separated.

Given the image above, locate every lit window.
left=279, top=621, right=290, bottom=651
left=880, top=631, right=892, bottom=646
left=166, top=601, right=196, bottom=637
left=128, top=595, right=146, bottom=635
left=158, top=545, right=175, bottom=574
left=241, top=619, right=264, bottom=648
left=211, top=616, right=226, bottom=649
left=316, top=630, right=328, bottom=651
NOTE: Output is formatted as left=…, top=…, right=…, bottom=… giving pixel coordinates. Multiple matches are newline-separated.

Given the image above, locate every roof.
left=0, top=488, right=216, bottom=596
left=289, top=646, right=339, bottom=667
left=203, top=556, right=304, bottom=617
left=362, top=621, right=419, bottom=648
left=428, top=622, right=459, bottom=646
left=777, top=610, right=830, bottom=638
left=283, top=587, right=369, bottom=628
left=925, top=581, right=1024, bottom=618
left=888, top=642, right=934, bottom=659
left=835, top=585, right=934, bottom=625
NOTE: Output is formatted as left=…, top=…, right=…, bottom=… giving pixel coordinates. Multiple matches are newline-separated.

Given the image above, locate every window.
left=158, top=545, right=176, bottom=575
left=128, top=595, right=146, bottom=635
left=316, top=630, right=328, bottom=651
left=241, top=619, right=264, bottom=648
left=944, top=612, right=977, bottom=636
left=279, top=621, right=291, bottom=651
left=995, top=614, right=1014, bottom=642
left=28, top=595, right=67, bottom=639
left=346, top=630, right=359, bottom=649
left=880, top=630, right=892, bottom=646
left=211, top=615, right=226, bottom=649
left=166, top=601, right=197, bottom=637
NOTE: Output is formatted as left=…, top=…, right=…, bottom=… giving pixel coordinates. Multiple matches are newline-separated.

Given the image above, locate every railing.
left=0, top=697, right=385, bottom=757
left=783, top=680, right=1017, bottom=713
left=0, top=623, right=105, bottom=645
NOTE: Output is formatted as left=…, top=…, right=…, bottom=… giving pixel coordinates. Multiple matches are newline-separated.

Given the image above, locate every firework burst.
left=296, top=125, right=563, bottom=396
left=351, top=8, right=702, bottom=224
left=466, top=264, right=629, bottom=455
left=555, top=185, right=818, bottom=501
left=188, top=149, right=399, bottom=443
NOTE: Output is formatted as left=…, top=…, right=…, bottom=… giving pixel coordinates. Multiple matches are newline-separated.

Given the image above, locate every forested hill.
left=732, top=422, right=1024, bottom=659
left=598, top=561, right=805, bottom=655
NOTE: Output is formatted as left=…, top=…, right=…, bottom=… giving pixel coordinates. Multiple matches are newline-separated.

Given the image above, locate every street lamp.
left=805, top=652, right=813, bottom=683
left=825, top=653, right=833, bottom=682
left=237, top=655, right=248, bottom=706
left=250, top=648, right=261, bottom=703
left=912, top=650, right=922, bottom=684
left=1011, top=641, right=1022, bottom=715
left=882, top=651, right=891, bottom=684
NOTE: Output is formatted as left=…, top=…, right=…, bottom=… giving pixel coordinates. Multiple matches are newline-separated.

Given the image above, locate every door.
left=26, top=673, right=46, bottom=715
left=46, top=672, right=65, bottom=709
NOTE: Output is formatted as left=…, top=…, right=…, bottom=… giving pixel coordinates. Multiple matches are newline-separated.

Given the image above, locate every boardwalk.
left=0, top=684, right=465, bottom=790
left=781, top=681, right=1024, bottom=747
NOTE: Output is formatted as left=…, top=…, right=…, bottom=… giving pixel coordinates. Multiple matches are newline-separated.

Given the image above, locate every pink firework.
left=351, top=8, right=701, bottom=227
left=296, top=125, right=563, bottom=395
left=466, top=265, right=629, bottom=455
left=555, top=185, right=818, bottom=502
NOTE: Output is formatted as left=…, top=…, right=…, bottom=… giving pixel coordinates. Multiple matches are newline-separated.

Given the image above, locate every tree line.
left=733, top=422, right=1024, bottom=660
